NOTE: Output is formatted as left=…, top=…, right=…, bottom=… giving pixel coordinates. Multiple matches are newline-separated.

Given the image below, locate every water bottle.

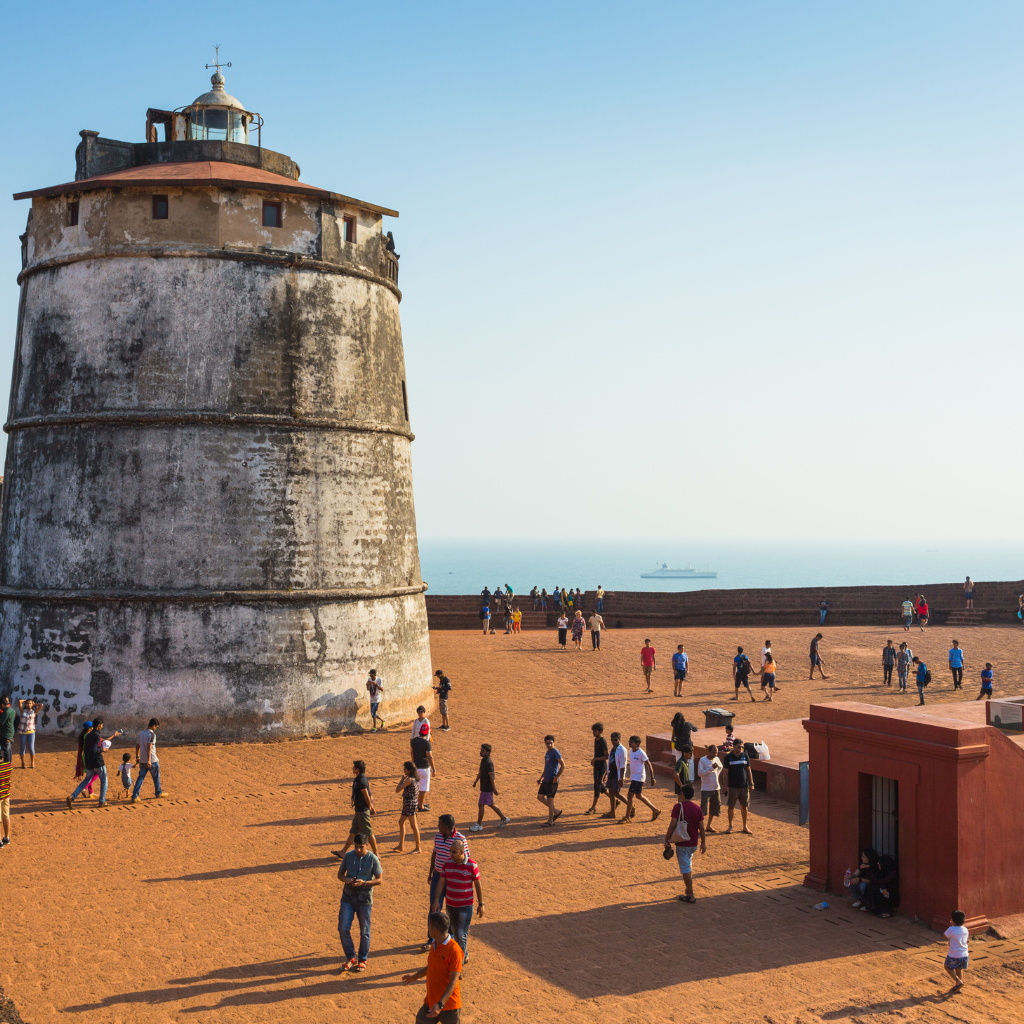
left=844, top=869, right=852, bottom=888
left=813, top=901, right=829, bottom=911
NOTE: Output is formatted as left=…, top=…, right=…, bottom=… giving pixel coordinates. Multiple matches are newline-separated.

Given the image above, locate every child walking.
left=118, top=753, right=133, bottom=800
left=943, top=909, right=969, bottom=993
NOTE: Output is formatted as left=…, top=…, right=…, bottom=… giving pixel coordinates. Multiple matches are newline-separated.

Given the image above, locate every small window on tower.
left=152, top=195, right=169, bottom=220
left=263, top=201, right=282, bottom=228
left=342, top=216, right=356, bottom=243
left=67, top=201, right=79, bottom=227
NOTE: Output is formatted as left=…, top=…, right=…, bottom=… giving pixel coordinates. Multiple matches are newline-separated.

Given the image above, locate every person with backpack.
left=669, top=712, right=698, bottom=789
left=663, top=783, right=706, bottom=903
left=479, top=604, right=490, bottom=635
left=731, top=647, right=756, bottom=702
left=912, top=656, right=930, bottom=705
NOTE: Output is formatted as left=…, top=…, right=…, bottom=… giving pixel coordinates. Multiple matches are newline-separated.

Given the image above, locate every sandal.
left=583, top=807, right=595, bottom=815
left=340, top=957, right=358, bottom=973
left=353, top=962, right=367, bottom=973
left=678, top=894, right=697, bottom=903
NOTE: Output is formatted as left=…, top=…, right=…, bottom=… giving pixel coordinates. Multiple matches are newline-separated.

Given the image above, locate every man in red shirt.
left=640, top=639, right=657, bottom=693
left=663, top=783, right=706, bottom=903
left=432, top=838, right=484, bottom=965
left=403, top=911, right=463, bottom=1023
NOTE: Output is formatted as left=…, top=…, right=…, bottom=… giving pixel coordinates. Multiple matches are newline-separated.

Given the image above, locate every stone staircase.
left=944, top=610, right=989, bottom=627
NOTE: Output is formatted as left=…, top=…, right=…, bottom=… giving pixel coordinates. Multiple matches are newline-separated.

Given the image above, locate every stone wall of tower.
left=0, top=187, right=432, bottom=741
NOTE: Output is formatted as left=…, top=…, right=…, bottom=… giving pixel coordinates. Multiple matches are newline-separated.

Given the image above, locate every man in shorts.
left=977, top=662, right=994, bottom=701
left=433, top=670, right=452, bottom=731
left=601, top=731, right=629, bottom=818
left=664, top=783, right=706, bottom=903
left=335, top=759, right=377, bottom=856
left=672, top=644, right=688, bottom=697
left=470, top=743, right=510, bottom=830
left=732, top=647, right=756, bottom=702
left=618, top=736, right=661, bottom=824
left=640, top=639, right=656, bottom=693
left=366, top=670, right=385, bottom=732
left=696, top=743, right=723, bottom=832
left=722, top=739, right=754, bottom=835
left=809, top=633, right=829, bottom=679
left=411, top=724, right=435, bottom=813
left=537, top=735, right=564, bottom=826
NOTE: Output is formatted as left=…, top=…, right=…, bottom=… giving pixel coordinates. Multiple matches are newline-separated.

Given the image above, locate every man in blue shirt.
left=536, top=735, right=564, bottom=826
left=337, top=832, right=383, bottom=972
left=977, top=663, right=994, bottom=701
left=912, top=657, right=929, bottom=706
left=672, top=645, right=689, bottom=697
left=948, top=640, right=965, bottom=691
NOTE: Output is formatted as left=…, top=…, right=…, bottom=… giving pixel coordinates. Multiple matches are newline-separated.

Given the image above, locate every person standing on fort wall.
left=819, top=597, right=829, bottom=625
left=963, top=577, right=974, bottom=609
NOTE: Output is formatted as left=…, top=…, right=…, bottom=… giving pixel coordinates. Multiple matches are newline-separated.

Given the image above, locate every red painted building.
left=804, top=701, right=1024, bottom=933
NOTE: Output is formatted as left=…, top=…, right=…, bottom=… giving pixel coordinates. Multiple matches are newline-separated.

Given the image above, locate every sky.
left=1, top=2, right=1021, bottom=544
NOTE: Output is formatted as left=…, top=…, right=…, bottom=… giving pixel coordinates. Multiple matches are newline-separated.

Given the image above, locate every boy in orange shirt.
left=403, top=911, right=462, bottom=1022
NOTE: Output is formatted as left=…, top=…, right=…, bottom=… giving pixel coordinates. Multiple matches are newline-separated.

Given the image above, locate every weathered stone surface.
left=1, top=157, right=431, bottom=739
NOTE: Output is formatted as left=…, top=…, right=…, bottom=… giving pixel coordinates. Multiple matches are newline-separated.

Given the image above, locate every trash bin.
left=704, top=708, right=735, bottom=729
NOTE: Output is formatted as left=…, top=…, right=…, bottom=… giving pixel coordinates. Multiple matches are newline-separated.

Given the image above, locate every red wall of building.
left=804, top=702, right=1024, bottom=933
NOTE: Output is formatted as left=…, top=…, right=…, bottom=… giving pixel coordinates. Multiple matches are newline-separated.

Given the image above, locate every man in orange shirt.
left=403, top=911, right=463, bottom=1022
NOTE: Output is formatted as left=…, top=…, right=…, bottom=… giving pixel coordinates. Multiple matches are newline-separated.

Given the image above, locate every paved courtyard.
left=3, top=624, right=1024, bottom=1023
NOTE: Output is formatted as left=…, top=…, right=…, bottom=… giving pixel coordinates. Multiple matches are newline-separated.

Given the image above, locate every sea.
left=418, top=541, right=1024, bottom=596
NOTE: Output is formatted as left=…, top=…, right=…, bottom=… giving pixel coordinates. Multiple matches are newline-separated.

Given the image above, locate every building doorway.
left=871, top=776, right=899, bottom=859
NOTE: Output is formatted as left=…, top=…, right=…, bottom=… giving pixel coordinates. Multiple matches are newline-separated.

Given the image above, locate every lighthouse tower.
left=0, top=68, right=432, bottom=739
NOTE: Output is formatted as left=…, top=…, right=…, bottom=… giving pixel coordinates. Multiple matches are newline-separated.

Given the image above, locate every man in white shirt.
left=697, top=743, right=723, bottom=832
left=618, top=736, right=661, bottom=824
left=366, top=671, right=385, bottom=732
left=587, top=611, right=605, bottom=651
left=411, top=705, right=431, bottom=739
left=131, top=718, right=163, bottom=802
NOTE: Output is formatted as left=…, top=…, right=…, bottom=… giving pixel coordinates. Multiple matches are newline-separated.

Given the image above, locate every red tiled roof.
left=13, top=161, right=398, bottom=218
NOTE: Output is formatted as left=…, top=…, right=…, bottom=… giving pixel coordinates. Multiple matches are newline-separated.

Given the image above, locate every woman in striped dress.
left=393, top=760, right=421, bottom=853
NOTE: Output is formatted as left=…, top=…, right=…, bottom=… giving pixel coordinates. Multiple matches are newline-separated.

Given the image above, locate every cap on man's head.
left=434, top=669, right=443, bottom=677
left=419, top=723, right=430, bottom=736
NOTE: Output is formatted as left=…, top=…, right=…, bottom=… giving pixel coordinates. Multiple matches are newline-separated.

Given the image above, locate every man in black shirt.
left=471, top=743, right=510, bottom=830
left=433, top=670, right=452, bottom=731
left=809, top=633, right=829, bottom=680
left=585, top=723, right=610, bottom=815
left=722, top=739, right=754, bottom=835
left=410, top=725, right=435, bottom=813
left=670, top=713, right=699, bottom=792
left=337, top=759, right=377, bottom=856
